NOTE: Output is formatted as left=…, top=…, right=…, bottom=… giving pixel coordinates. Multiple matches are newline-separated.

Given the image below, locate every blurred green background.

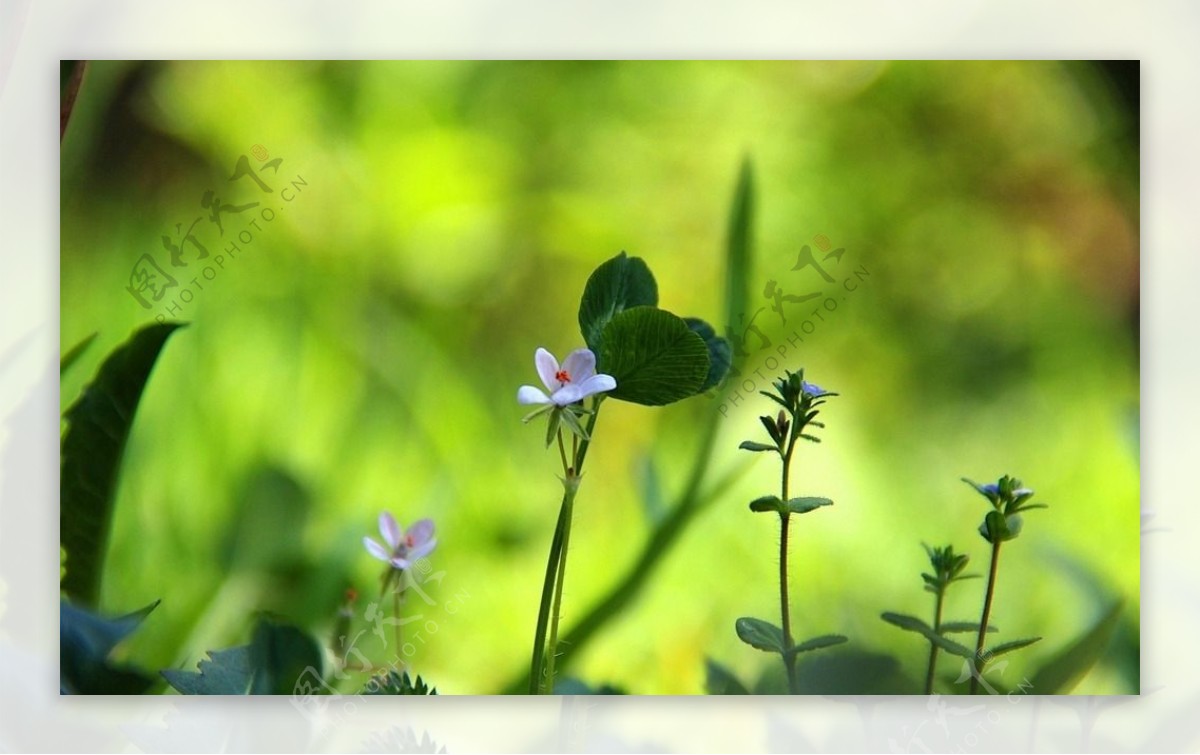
left=60, top=61, right=1139, bottom=694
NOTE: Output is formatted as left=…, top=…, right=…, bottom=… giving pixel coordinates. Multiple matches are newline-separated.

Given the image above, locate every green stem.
left=970, top=540, right=1002, bottom=694
left=779, top=434, right=798, bottom=692
left=544, top=481, right=577, bottom=693
left=925, top=588, right=945, bottom=695
left=529, top=496, right=568, bottom=693
left=780, top=512, right=796, bottom=693
left=528, top=398, right=603, bottom=694
left=393, top=578, right=404, bottom=670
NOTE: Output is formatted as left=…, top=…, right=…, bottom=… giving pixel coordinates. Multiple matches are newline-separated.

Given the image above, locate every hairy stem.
left=970, top=541, right=1002, bottom=694
left=544, top=483, right=576, bottom=692
left=925, top=588, right=946, bottom=695
left=779, top=433, right=798, bottom=692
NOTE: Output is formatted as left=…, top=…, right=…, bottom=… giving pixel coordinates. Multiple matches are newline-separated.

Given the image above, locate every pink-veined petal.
left=534, top=348, right=560, bottom=391
left=363, top=536, right=391, bottom=562
left=378, top=511, right=401, bottom=549
left=560, top=348, right=596, bottom=383
left=407, top=518, right=435, bottom=547
left=576, top=373, right=616, bottom=399
left=517, top=385, right=552, bottom=405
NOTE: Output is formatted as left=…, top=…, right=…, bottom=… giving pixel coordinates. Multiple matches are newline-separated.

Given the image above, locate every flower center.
left=555, top=369, right=571, bottom=384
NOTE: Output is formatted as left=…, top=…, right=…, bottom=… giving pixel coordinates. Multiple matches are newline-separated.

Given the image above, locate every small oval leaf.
left=735, top=617, right=786, bottom=654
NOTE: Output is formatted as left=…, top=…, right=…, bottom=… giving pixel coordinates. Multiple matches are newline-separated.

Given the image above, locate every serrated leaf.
left=881, top=612, right=933, bottom=634
left=362, top=670, right=438, bottom=695
left=1029, top=602, right=1122, bottom=693
left=598, top=306, right=709, bottom=406
left=683, top=317, right=732, bottom=393
left=162, top=646, right=253, bottom=695
left=881, top=612, right=974, bottom=658
left=735, top=617, right=786, bottom=654
left=785, top=496, right=833, bottom=515
left=705, top=658, right=749, bottom=694
left=738, top=441, right=777, bottom=453
left=787, top=634, right=848, bottom=656
left=60, top=322, right=185, bottom=605
left=578, top=251, right=658, bottom=354
left=60, top=598, right=159, bottom=694
left=748, top=495, right=784, bottom=514
left=982, top=637, right=1042, bottom=662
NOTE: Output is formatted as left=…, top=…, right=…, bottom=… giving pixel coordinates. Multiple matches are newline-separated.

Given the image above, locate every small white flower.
left=517, top=347, right=616, bottom=406
left=363, top=512, right=437, bottom=570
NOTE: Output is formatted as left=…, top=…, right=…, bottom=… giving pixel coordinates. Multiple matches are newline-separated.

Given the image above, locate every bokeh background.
left=59, top=60, right=1139, bottom=695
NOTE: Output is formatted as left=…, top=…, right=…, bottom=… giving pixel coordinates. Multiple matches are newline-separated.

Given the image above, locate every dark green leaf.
left=982, top=637, right=1042, bottom=662
left=738, top=441, right=777, bottom=453
left=683, top=317, right=732, bottom=393
left=60, top=598, right=159, bottom=694
left=60, top=332, right=97, bottom=375
left=748, top=495, right=784, bottom=514
left=578, top=251, right=658, bottom=353
left=162, top=646, right=253, bottom=695
left=785, top=496, right=833, bottom=515
left=704, top=658, right=750, bottom=694
left=60, top=323, right=185, bottom=605
left=735, top=616, right=786, bottom=654
left=598, top=306, right=709, bottom=406
left=787, top=634, right=848, bottom=656
left=362, top=670, right=437, bottom=695
left=1029, top=602, right=1122, bottom=693
left=248, top=618, right=325, bottom=695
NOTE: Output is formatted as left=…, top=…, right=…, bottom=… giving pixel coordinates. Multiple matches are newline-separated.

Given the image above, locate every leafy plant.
left=732, top=368, right=847, bottom=692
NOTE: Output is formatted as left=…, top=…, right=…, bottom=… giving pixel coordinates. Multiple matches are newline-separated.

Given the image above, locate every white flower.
left=363, top=512, right=437, bottom=570
left=517, top=347, right=616, bottom=406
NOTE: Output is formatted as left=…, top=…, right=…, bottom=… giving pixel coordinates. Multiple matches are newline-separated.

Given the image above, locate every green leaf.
left=60, top=332, right=97, bottom=375
left=558, top=405, right=590, bottom=441
left=683, top=317, right=732, bottom=393
left=704, top=658, right=750, bottom=694
left=247, top=618, right=325, bottom=695
left=544, top=406, right=562, bottom=448
left=939, top=621, right=997, bottom=635
left=598, top=306, right=709, bottom=406
left=60, top=598, right=159, bottom=694
left=982, top=637, right=1042, bottom=662
left=578, top=251, right=658, bottom=353
left=880, top=612, right=974, bottom=659
left=738, top=441, right=777, bottom=453
left=1029, top=602, right=1123, bottom=694
left=748, top=495, right=784, bottom=514
left=60, top=322, right=185, bottom=605
left=162, top=646, right=253, bottom=695
left=723, top=159, right=753, bottom=363
left=787, top=634, right=848, bottom=656
left=735, top=616, right=786, bottom=654
left=362, top=670, right=438, bottom=695
left=785, top=496, right=833, bottom=515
